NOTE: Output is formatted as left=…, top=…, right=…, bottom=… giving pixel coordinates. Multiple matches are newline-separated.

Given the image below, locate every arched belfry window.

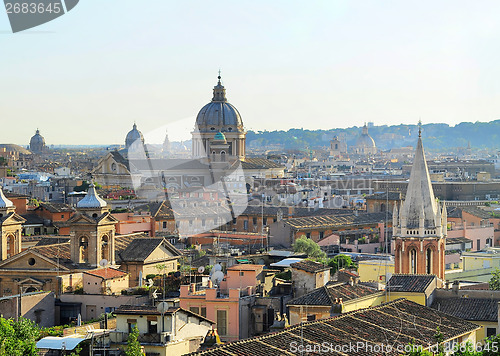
left=410, top=249, right=417, bottom=274
left=6, top=234, right=15, bottom=258
left=101, top=235, right=110, bottom=261
left=79, top=236, right=89, bottom=263
left=426, top=248, right=432, bottom=274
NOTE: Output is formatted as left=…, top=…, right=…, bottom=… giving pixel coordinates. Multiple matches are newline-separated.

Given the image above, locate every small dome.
left=125, top=123, right=145, bottom=149
left=195, top=76, right=243, bottom=130
left=214, top=131, right=226, bottom=142
left=77, top=184, right=107, bottom=209
left=0, top=188, right=13, bottom=209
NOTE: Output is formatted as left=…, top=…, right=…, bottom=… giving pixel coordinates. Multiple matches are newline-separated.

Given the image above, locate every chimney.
left=452, top=281, right=459, bottom=294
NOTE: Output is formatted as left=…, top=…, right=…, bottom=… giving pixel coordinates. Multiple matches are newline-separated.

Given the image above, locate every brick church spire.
left=393, top=126, right=446, bottom=281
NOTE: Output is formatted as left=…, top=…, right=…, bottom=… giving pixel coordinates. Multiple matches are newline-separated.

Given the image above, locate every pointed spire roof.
left=0, top=188, right=13, bottom=209
left=400, top=134, right=438, bottom=229
left=77, top=183, right=107, bottom=209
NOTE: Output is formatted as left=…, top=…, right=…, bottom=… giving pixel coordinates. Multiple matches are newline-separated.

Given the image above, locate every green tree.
left=489, top=268, right=500, bottom=290
left=68, top=344, right=82, bottom=356
left=292, top=236, right=326, bottom=262
left=328, top=254, right=355, bottom=273
left=125, top=326, right=143, bottom=356
left=0, top=317, right=40, bottom=356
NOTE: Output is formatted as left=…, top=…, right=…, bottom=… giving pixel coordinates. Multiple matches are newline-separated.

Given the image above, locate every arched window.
left=426, top=248, right=432, bottom=274
left=6, top=234, right=15, bottom=258
left=410, top=249, right=417, bottom=274
left=220, top=151, right=226, bottom=162
left=101, top=235, right=109, bottom=261
left=79, top=236, right=89, bottom=263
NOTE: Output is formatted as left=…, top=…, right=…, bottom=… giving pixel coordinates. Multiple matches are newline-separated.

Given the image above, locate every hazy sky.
left=1, top=1, right=500, bottom=145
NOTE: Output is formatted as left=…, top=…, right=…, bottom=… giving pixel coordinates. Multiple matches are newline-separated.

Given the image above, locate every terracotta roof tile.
left=386, top=274, right=436, bottom=293
left=84, top=267, right=127, bottom=280
left=288, top=282, right=378, bottom=306
left=290, top=260, right=329, bottom=273
left=431, top=297, right=498, bottom=322
left=187, top=299, right=480, bottom=356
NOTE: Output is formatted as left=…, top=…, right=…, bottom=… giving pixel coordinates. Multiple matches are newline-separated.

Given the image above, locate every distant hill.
left=246, top=120, right=500, bottom=151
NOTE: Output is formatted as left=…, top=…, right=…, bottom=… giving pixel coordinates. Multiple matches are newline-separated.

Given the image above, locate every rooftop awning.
left=36, top=335, right=86, bottom=350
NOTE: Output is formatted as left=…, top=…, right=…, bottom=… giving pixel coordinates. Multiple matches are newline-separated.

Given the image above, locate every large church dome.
left=355, top=124, right=376, bottom=152
left=125, top=123, right=144, bottom=149
left=195, top=76, right=243, bottom=131
left=29, top=129, right=46, bottom=154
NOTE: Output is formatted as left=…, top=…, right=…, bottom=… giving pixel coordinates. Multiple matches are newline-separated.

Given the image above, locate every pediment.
left=18, top=277, right=44, bottom=286
left=0, top=249, right=69, bottom=271
left=0, top=213, right=26, bottom=225
left=68, top=213, right=96, bottom=224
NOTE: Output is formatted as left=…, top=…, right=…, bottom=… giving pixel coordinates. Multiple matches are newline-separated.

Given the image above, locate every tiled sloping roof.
left=461, top=206, right=492, bottom=219
left=186, top=299, right=480, bottom=356
left=118, top=238, right=182, bottom=262
left=447, top=206, right=492, bottom=220
left=38, top=202, right=74, bottom=213
left=446, top=237, right=472, bottom=245
left=35, top=237, right=70, bottom=246
left=431, top=298, right=498, bottom=322
left=110, top=151, right=130, bottom=171
left=285, top=212, right=391, bottom=230
left=288, top=282, right=378, bottom=306
left=114, top=234, right=144, bottom=254
left=290, top=260, right=329, bottom=273
left=241, top=158, right=284, bottom=169
left=84, top=268, right=127, bottom=280
left=386, top=274, right=436, bottom=293
left=447, top=206, right=462, bottom=219
left=134, top=201, right=174, bottom=219
left=32, top=243, right=73, bottom=268
left=21, top=214, right=45, bottom=225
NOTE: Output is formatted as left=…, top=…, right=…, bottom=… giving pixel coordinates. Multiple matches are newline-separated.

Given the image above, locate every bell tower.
left=0, top=189, right=24, bottom=260
left=393, top=126, right=446, bottom=280
left=69, top=184, right=118, bottom=267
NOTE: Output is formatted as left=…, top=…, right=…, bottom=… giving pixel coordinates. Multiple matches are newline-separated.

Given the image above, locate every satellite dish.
left=157, top=302, right=168, bottom=314
left=213, top=264, right=222, bottom=272
left=211, top=271, right=224, bottom=284
left=198, top=266, right=205, bottom=274
left=99, top=259, right=108, bottom=267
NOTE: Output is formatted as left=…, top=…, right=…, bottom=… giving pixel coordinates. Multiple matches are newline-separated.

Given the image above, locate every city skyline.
left=2, top=1, right=500, bottom=144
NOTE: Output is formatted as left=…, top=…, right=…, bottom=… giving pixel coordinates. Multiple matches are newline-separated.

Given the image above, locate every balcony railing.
left=110, top=331, right=171, bottom=344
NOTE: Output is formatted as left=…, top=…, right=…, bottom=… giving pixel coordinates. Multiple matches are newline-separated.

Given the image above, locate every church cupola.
left=77, top=183, right=108, bottom=218
left=192, top=73, right=246, bottom=160
left=212, top=75, right=227, bottom=102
